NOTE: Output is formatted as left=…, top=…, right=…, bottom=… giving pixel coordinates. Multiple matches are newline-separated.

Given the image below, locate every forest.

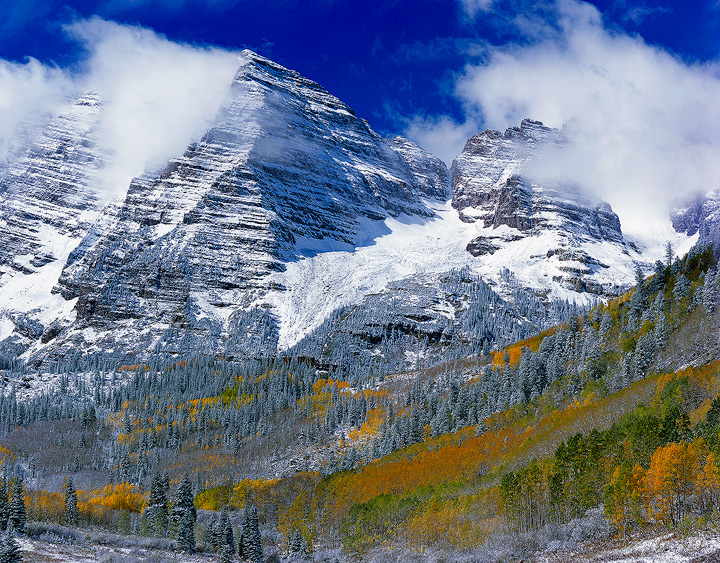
left=0, top=244, right=715, bottom=561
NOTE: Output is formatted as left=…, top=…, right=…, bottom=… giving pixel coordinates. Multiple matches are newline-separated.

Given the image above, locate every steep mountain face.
left=671, top=189, right=720, bottom=250
left=288, top=268, right=551, bottom=379
left=0, top=93, right=107, bottom=356
left=451, top=119, right=634, bottom=297
left=0, top=54, right=660, bottom=367
left=453, top=119, right=622, bottom=242
left=28, top=51, right=450, bottom=363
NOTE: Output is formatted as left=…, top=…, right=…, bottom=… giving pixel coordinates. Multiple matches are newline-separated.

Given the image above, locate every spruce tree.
left=239, top=506, right=262, bottom=563
left=218, top=508, right=234, bottom=554
left=220, top=542, right=234, bottom=563
left=145, top=473, right=168, bottom=536
left=64, top=477, right=78, bottom=526
left=0, top=533, right=21, bottom=563
left=289, top=528, right=308, bottom=560
left=8, top=480, right=25, bottom=534
left=177, top=511, right=195, bottom=553
left=0, top=481, right=8, bottom=531
left=171, top=474, right=196, bottom=552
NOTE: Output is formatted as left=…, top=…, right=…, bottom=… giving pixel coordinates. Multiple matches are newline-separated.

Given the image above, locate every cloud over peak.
left=0, top=17, right=241, bottom=198
left=408, top=0, right=720, bottom=238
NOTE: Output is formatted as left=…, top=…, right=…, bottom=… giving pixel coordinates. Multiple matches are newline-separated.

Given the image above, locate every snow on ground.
left=17, top=536, right=218, bottom=562
left=0, top=221, right=88, bottom=343
left=540, top=530, right=720, bottom=563
left=264, top=199, right=694, bottom=350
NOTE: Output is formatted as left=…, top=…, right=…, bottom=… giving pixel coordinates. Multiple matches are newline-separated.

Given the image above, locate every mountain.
left=0, top=52, right=667, bottom=368
left=0, top=92, right=108, bottom=357
left=671, top=188, right=720, bottom=251
left=451, top=119, right=636, bottom=297
left=22, top=51, right=450, bottom=365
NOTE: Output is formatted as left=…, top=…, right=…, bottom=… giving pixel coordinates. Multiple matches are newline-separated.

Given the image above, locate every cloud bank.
left=409, top=0, right=720, bottom=237
left=0, top=17, right=241, bottom=198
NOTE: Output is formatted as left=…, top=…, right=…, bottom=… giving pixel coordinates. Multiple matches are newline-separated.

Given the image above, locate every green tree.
left=0, top=532, right=21, bottom=563
left=0, top=481, right=8, bottom=532
left=8, top=480, right=25, bottom=534
left=171, top=475, right=196, bottom=552
left=239, top=506, right=262, bottom=563
left=145, top=473, right=168, bottom=536
left=289, top=528, right=308, bottom=560
left=64, top=477, right=78, bottom=526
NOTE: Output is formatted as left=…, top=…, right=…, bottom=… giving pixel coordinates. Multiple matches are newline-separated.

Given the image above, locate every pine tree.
left=218, top=508, right=234, bottom=554
left=177, top=511, right=195, bottom=553
left=239, top=506, right=262, bottom=563
left=0, top=533, right=21, bottom=563
left=0, top=481, right=8, bottom=532
left=220, top=542, right=235, bottom=563
left=145, top=473, right=168, bottom=536
left=171, top=474, right=196, bottom=552
left=665, top=241, right=674, bottom=266
left=64, top=477, right=78, bottom=526
left=8, top=480, right=25, bottom=534
left=289, top=528, right=308, bottom=560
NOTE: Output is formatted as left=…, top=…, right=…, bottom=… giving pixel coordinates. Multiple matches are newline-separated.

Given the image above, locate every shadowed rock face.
left=31, top=50, right=449, bottom=361
left=671, top=190, right=720, bottom=252
left=452, top=119, right=623, bottom=243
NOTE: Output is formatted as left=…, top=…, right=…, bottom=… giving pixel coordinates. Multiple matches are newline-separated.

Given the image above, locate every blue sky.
left=2, top=0, right=718, bottom=137
left=2, top=0, right=720, bottom=233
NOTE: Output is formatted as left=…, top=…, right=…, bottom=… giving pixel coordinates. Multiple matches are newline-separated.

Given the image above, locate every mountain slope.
left=27, top=51, right=449, bottom=363
left=0, top=54, right=688, bottom=367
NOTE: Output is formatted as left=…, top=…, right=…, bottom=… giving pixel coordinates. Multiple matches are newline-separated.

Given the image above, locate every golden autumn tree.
left=645, top=439, right=704, bottom=525
left=605, top=463, right=646, bottom=536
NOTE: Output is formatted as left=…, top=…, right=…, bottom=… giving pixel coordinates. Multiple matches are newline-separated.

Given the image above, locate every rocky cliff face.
left=0, top=93, right=109, bottom=357
left=451, top=119, right=632, bottom=297
left=0, top=93, right=104, bottom=276
left=27, top=51, right=449, bottom=363
left=671, top=190, right=720, bottom=251
left=452, top=119, right=622, bottom=242
left=0, top=55, right=651, bottom=367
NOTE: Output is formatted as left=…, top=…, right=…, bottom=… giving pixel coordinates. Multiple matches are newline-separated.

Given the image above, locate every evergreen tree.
left=145, top=473, right=168, bottom=536
left=0, top=481, right=8, bottom=532
left=8, top=480, right=25, bottom=534
left=64, top=477, right=78, bottom=526
left=220, top=542, right=235, bottom=563
left=171, top=475, right=196, bottom=552
left=239, top=506, right=262, bottom=563
left=218, top=508, right=234, bottom=554
left=665, top=240, right=674, bottom=266
left=0, top=533, right=21, bottom=563
left=289, top=528, right=308, bottom=560
left=177, top=511, right=195, bottom=553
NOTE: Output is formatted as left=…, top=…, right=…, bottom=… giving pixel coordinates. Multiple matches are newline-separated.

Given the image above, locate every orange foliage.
left=349, top=407, right=387, bottom=442
left=27, top=489, right=64, bottom=523
left=78, top=482, right=147, bottom=521
left=645, top=439, right=705, bottom=525
left=492, top=329, right=556, bottom=367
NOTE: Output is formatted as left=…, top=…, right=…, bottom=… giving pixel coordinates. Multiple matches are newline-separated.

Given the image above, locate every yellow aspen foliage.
left=645, top=439, right=704, bottom=525
left=78, top=482, right=147, bottom=522
left=278, top=491, right=314, bottom=551
left=700, top=451, right=720, bottom=512
left=605, top=463, right=646, bottom=536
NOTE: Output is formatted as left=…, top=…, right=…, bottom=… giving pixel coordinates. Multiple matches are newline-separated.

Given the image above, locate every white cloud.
left=404, top=115, right=480, bottom=168
left=0, top=17, right=241, bottom=199
left=411, top=0, right=720, bottom=238
left=460, top=0, right=496, bottom=17
left=0, top=59, right=72, bottom=165
left=66, top=18, right=241, bottom=197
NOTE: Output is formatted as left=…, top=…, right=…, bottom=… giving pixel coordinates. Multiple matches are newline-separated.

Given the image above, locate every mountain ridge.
left=0, top=50, right=695, bottom=367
